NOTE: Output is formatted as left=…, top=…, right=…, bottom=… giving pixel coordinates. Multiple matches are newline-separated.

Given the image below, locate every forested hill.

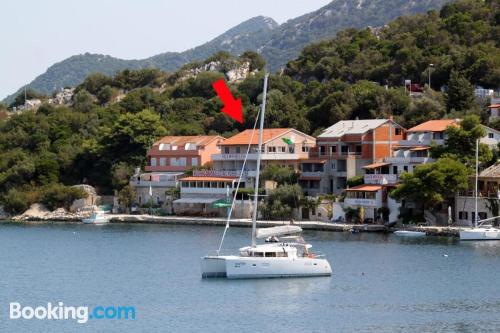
left=0, top=0, right=497, bottom=214
left=3, top=0, right=449, bottom=104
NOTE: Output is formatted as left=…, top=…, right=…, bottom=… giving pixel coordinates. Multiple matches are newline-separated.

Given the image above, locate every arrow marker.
left=212, top=79, right=243, bottom=123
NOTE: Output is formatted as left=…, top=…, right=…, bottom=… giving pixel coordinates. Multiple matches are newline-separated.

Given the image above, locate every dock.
left=109, top=214, right=461, bottom=237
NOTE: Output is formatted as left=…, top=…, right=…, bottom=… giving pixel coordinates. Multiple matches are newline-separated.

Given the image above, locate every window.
left=393, top=166, right=398, bottom=174
left=459, top=211, right=468, bottom=220
left=478, top=212, right=487, bottom=220
left=331, top=161, right=336, bottom=170
left=489, top=133, right=494, bottom=139
left=236, top=147, right=241, bottom=153
left=330, top=146, right=337, bottom=154
left=403, top=166, right=408, bottom=172
left=302, top=146, right=310, bottom=152
left=288, top=146, right=295, bottom=153
left=150, top=157, right=157, bottom=167
left=395, top=128, right=401, bottom=135
left=224, top=147, right=229, bottom=154
left=279, top=146, right=286, bottom=153
left=159, top=157, right=166, bottom=166
left=341, top=146, right=349, bottom=154
left=138, top=196, right=142, bottom=204
left=355, top=145, right=362, bottom=154
left=191, top=157, right=198, bottom=167
left=268, top=146, right=276, bottom=153
left=320, top=146, right=326, bottom=155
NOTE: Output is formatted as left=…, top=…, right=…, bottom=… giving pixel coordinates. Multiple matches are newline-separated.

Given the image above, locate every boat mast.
left=252, top=73, right=269, bottom=247
left=474, top=139, right=479, bottom=228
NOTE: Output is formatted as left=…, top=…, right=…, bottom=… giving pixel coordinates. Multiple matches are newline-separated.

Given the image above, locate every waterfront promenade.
left=109, top=214, right=460, bottom=237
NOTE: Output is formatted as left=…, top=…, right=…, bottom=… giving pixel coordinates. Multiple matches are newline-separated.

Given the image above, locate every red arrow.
left=212, top=79, right=243, bottom=123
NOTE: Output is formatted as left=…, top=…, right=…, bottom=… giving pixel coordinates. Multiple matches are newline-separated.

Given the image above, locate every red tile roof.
left=363, top=162, right=390, bottom=169
left=407, top=119, right=458, bottom=132
left=152, top=135, right=223, bottom=147
left=221, top=128, right=291, bottom=145
left=346, top=185, right=383, bottom=192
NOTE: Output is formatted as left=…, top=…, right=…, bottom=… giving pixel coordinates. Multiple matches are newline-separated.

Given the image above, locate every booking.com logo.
left=9, top=302, right=136, bottom=324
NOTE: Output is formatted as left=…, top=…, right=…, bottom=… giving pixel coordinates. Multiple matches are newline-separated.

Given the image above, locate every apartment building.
left=312, top=119, right=406, bottom=194
left=174, top=128, right=316, bottom=216
left=131, top=135, right=224, bottom=207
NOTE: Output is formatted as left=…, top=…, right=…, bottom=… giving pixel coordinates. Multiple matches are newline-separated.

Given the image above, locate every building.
left=131, top=135, right=224, bottom=207
left=488, top=98, right=500, bottom=121
left=386, top=119, right=457, bottom=174
left=145, top=135, right=224, bottom=173
left=312, top=119, right=406, bottom=194
left=456, top=163, right=500, bottom=226
left=175, top=128, right=315, bottom=216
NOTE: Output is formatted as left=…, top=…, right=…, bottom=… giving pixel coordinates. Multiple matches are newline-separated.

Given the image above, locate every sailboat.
left=201, top=74, right=332, bottom=278
left=459, top=139, right=500, bottom=241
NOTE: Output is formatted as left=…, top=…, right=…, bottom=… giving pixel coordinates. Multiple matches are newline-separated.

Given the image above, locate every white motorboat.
left=459, top=226, right=500, bottom=240
left=201, top=74, right=332, bottom=279
left=394, top=230, right=426, bottom=237
left=459, top=140, right=500, bottom=241
left=82, top=211, right=109, bottom=225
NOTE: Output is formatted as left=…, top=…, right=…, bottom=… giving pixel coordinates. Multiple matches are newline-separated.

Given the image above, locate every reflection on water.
left=1, top=222, right=500, bottom=332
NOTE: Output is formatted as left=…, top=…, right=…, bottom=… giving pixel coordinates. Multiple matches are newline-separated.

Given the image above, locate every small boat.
left=459, top=225, right=500, bottom=241
left=394, top=230, right=426, bottom=237
left=82, top=211, right=109, bottom=225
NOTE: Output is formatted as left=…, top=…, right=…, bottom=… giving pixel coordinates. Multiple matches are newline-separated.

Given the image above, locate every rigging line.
left=216, top=106, right=261, bottom=255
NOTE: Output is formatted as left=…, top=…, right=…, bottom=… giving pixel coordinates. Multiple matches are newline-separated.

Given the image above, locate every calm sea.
left=1, top=221, right=500, bottom=332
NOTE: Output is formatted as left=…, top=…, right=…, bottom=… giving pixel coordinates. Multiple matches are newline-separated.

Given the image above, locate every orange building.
left=145, top=135, right=224, bottom=172
left=302, top=119, right=406, bottom=194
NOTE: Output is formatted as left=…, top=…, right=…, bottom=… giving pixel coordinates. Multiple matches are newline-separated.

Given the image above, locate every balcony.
left=181, top=187, right=231, bottom=195
left=384, top=157, right=434, bottom=164
left=364, top=174, right=398, bottom=185
left=130, top=179, right=177, bottom=188
left=344, top=198, right=378, bottom=207
left=212, top=153, right=299, bottom=161
left=398, top=139, right=444, bottom=146
left=300, top=171, right=324, bottom=178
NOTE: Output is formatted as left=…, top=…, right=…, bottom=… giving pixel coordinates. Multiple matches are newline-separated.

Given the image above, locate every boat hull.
left=394, top=230, right=426, bottom=237
left=201, top=256, right=230, bottom=278
left=225, top=257, right=332, bottom=279
left=459, top=228, right=500, bottom=241
left=82, top=218, right=109, bottom=225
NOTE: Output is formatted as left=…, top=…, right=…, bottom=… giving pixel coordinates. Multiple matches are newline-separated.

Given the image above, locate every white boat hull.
left=201, top=256, right=332, bottom=279
left=394, top=230, right=426, bottom=237
left=82, top=218, right=109, bottom=225
left=459, top=228, right=500, bottom=241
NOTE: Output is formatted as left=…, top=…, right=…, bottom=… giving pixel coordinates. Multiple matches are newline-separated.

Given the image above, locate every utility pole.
left=428, top=64, right=434, bottom=89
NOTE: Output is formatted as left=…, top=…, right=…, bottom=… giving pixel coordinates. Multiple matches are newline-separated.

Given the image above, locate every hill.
left=3, top=0, right=449, bottom=104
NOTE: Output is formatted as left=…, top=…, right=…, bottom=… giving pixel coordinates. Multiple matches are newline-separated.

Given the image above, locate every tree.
left=431, top=114, right=492, bottom=166
left=261, top=184, right=303, bottom=220
left=105, top=109, right=168, bottom=165
left=240, top=51, right=266, bottom=71
left=73, top=89, right=95, bottom=113
left=111, top=162, right=135, bottom=190
left=40, top=183, right=87, bottom=211
left=10, top=89, right=45, bottom=107
left=262, top=165, right=298, bottom=185
left=446, top=71, right=475, bottom=112
left=118, top=185, right=136, bottom=213
left=391, top=158, right=469, bottom=210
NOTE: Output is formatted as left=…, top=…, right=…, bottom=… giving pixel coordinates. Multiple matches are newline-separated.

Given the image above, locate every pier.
left=109, top=214, right=461, bottom=237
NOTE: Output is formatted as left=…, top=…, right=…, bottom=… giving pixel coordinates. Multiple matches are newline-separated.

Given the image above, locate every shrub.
left=39, top=184, right=87, bottom=211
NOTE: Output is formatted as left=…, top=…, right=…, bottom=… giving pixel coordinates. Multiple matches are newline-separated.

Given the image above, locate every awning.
left=410, top=146, right=431, bottom=151
left=363, top=162, right=389, bottom=169
left=173, top=198, right=218, bottom=204
left=346, top=185, right=383, bottom=192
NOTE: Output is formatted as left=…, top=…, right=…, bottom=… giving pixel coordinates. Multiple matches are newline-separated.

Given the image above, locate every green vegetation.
left=0, top=1, right=497, bottom=214
left=391, top=158, right=469, bottom=210
left=261, top=184, right=303, bottom=220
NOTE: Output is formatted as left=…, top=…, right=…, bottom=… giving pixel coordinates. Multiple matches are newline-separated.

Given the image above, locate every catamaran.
left=459, top=139, right=500, bottom=241
left=201, top=74, right=332, bottom=279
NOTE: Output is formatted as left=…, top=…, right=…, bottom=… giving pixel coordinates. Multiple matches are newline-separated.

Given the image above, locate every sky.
left=0, top=0, right=331, bottom=99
